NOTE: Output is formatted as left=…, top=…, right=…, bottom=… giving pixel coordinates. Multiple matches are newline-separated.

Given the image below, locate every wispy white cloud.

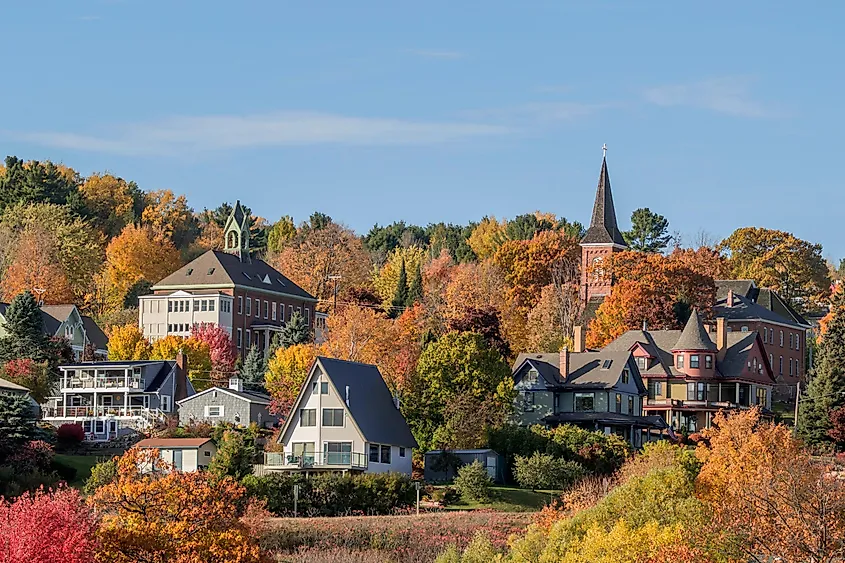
left=643, top=76, right=778, bottom=118
left=13, top=112, right=510, bottom=156
left=408, top=49, right=466, bottom=60
left=466, top=101, right=615, bottom=124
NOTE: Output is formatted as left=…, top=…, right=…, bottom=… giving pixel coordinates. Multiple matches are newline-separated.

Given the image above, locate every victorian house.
left=602, top=310, right=776, bottom=433
left=0, top=303, right=108, bottom=361
left=138, top=202, right=326, bottom=357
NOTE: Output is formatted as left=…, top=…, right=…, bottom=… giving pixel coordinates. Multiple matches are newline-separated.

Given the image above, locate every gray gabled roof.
left=714, top=280, right=810, bottom=328
left=316, top=357, right=417, bottom=449
left=152, top=250, right=316, bottom=301
left=178, top=386, right=271, bottom=405
left=673, top=309, right=717, bottom=351
left=81, top=316, right=109, bottom=350
left=581, top=157, right=627, bottom=246
left=512, top=350, right=645, bottom=393
left=715, top=292, right=809, bottom=328
left=0, top=376, right=30, bottom=393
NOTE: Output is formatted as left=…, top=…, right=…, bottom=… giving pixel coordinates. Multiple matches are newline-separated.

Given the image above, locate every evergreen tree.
left=207, top=430, right=256, bottom=480
left=0, top=394, right=37, bottom=460
left=799, top=289, right=845, bottom=445
left=406, top=262, right=423, bottom=307
left=278, top=311, right=311, bottom=349
left=390, top=258, right=408, bottom=317
left=239, top=345, right=266, bottom=386
left=0, top=291, right=50, bottom=363
left=623, top=208, right=672, bottom=253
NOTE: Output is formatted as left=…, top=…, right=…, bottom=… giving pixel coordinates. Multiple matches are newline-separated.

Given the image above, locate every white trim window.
left=237, top=328, right=243, bottom=348
left=161, top=395, right=171, bottom=413
left=322, top=408, right=344, bottom=427
left=205, top=405, right=224, bottom=417
left=272, top=302, right=277, bottom=321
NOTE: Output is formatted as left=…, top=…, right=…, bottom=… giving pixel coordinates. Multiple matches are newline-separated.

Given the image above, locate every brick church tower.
left=580, top=148, right=627, bottom=303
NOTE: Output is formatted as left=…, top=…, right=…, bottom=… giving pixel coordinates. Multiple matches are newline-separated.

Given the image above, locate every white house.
left=135, top=438, right=218, bottom=472
left=264, top=357, right=417, bottom=476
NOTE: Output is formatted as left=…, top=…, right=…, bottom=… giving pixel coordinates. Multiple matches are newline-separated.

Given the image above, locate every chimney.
left=174, top=350, right=188, bottom=401
left=393, top=393, right=400, bottom=410
left=642, top=319, right=648, bottom=332
left=559, top=347, right=570, bottom=382
left=345, top=385, right=350, bottom=407
left=716, top=317, right=727, bottom=360
left=726, top=289, right=734, bottom=307
left=229, top=377, right=243, bottom=392
left=573, top=326, right=585, bottom=354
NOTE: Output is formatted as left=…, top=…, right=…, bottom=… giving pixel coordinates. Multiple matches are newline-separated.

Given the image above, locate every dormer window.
left=636, top=357, right=647, bottom=370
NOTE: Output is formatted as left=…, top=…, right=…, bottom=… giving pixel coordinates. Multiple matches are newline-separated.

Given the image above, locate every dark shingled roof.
left=317, top=357, right=417, bottom=449
left=543, top=412, right=669, bottom=429
left=512, top=350, right=646, bottom=393
left=715, top=292, right=809, bottom=328
left=81, top=316, right=109, bottom=350
left=581, top=157, right=628, bottom=246
left=673, top=309, right=716, bottom=351
left=153, top=250, right=316, bottom=301
left=714, top=280, right=810, bottom=327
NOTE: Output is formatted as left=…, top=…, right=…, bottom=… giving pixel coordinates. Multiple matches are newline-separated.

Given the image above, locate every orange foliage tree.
left=89, top=447, right=267, bottom=563
left=1, top=225, right=75, bottom=304
left=696, top=408, right=845, bottom=563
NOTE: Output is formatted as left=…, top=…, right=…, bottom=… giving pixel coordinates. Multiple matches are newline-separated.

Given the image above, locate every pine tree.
left=239, top=345, right=266, bottom=386
left=799, top=289, right=845, bottom=445
left=0, top=394, right=37, bottom=459
left=390, top=258, right=408, bottom=317
left=207, top=430, right=256, bottom=480
left=406, top=262, right=423, bottom=307
left=0, top=291, right=50, bottom=363
left=278, top=311, right=311, bottom=349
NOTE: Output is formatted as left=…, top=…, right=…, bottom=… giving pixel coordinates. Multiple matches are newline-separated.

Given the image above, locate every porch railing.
left=61, top=376, right=145, bottom=390
left=264, top=451, right=368, bottom=469
left=43, top=405, right=159, bottom=418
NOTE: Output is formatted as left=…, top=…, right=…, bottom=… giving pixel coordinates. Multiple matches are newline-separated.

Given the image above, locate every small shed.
left=135, top=438, right=217, bottom=473
left=424, top=449, right=505, bottom=483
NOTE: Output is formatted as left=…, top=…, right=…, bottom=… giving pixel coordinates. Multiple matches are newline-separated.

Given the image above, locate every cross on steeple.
left=602, top=143, right=607, bottom=159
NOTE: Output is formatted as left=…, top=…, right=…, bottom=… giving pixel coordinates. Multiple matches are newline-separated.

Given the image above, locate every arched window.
left=227, top=231, right=239, bottom=249
left=592, top=256, right=604, bottom=282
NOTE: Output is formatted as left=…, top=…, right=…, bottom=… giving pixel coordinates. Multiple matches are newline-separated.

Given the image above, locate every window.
left=207, top=267, right=215, bottom=275
left=369, top=444, right=380, bottom=463
left=636, top=357, right=647, bottom=370
left=648, top=380, right=663, bottom=399
left=95, top=420, right=105, bottom=434
left=238, top=296, right=243, bottom=314
left=205, top=405, right=223, bottom=417
left=621, top=369, right=629, bottom=384
left=272, top=302, right=277, bottom=321
left=615, top=393, right=622, bottom=413
left=789, top=358, right=793, bottom=376
left=525, top=369, right=538, bottom=385
left=168, top=324, right=173, bottom=332
left=83, top=420, right=92, bottom=433
left=204, top=450, right=211, bottom=457
left=628, top=395, right=634, bottom=414
left=324, top=442, right=351, bottom=464
left=779, top=356, right=783, bottom=374
left=780, top=330, right=784, bottom=347
left=246, top=330, right=251, bottom=348
left=523, top=391, right=535, bottom=412
left=201, top=300, right=207, bottom=312
left=292, top=442, right=315, bottom=460
left=161, top=396, right=171, bottom=412
left=245, top=298, right=251, bottom=316
left=299, top=409, right=316, bottom=426
left=193, top=299, right=200, bottom=311
left=305, top=308, right=310, bottom=325
left=705, top=355, right=713, bottom=369
left=756, top=387, right=768, bottom=406
left=255, top=299, right=260, bottom=318
left=312, top=381, right=319, bottom=395
left=601, top=359, right=613, bottom=369
left=690, top=355, right=700, bottom=369
left=323, top=408, right=344, bottom=426
left=574, top=393, right=595, bottom=412
left=796, top=335, right=800, bottom=351
left=209, top=300, right=215, bottom=312
left=399, top=447, right=406, bottom=458
left=763, top=328, right=767, bottom=343
left=168, top=300, right=173, bottom=312
left=320, top=382, right=329, bottom=394
left=178, top=300, right=184, bottom=312
left=789, top=333, right=793, bottom=349
left=236, top=328, right=242, bottom=348
left=289, top=305, right=294, bottom=320
left=686, top=382, right=705, bottom=401
left=676, top=354, right=684, bottom=369
left=741, top=326, right=749, bottom=332
left=769, top=353, right=773, bottom=367
left=381, top=445, right=391, bottom=464
left=264, top=300, right=269, bottom=319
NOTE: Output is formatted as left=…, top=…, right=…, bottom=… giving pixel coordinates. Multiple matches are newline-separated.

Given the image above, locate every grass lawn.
left=444, top=486, right=559, bottom=512
left=53, top=454, right=102, bottom=488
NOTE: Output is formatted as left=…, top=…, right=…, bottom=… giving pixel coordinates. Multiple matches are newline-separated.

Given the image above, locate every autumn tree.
left=1, top=358, right=53, bottom=403
left=798, top=287, right=845, bottom=445
left=191, top=323, right=237, bottom=380
left=623, top=208, right=672, bottom=253
left=150, top=335, right=213, bottom=388
left=0, top=487, right=99, bottom=563
left=141, top=189, right=199, bottom=248
left=1, top=225, right=75, bottom=304
left=697, top=408, right=845, bottom=563
left=373, top=245, right=426, bottom=311
left=106, top=324, right=152, bottom=361
left=467, top=216, right=506, bottom=260
left=445, top=306, right=510, bottom=359
left=270, top=221, right=372, bottom=307
left=90, top=448, right=266, bottom=563
left=265, top=343, right=317, bottom=414
left=720, top=227, right=830, bottom=312
left=319, top=304, right=395, bottom=376
left=79, top=173, right=139, bottom=238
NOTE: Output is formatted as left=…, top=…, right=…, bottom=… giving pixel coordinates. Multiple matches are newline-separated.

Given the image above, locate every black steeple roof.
left=581, top=156, right=628, bottom=246
left=673, top=309, right=717, bottom=352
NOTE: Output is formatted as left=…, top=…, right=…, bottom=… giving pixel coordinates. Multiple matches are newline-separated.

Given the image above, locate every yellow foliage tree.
left=107, top=324, right=152, bottom=360
left=557, top=521, right=706, bottom=563
left=467, top=216, right=506, bottom=260
left=80, top=173, right=135, bottom=238
left=141, top=189, right=197, bottom=247
left=150, top=335, right=212, bottom=390
left=264, top=343, right=317, bottom=414
left=90, top=447, right=267, bottom=563
left=372, top=246, right=428, bottom=308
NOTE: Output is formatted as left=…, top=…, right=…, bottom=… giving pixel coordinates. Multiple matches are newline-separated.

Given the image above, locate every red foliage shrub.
left=56, top=423, right=85, bottom=445
left=2, top=358, right=35, bottom=380
left=0, top=487, right=98, bottom=563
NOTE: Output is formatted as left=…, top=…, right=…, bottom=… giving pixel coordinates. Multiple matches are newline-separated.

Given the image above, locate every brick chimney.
left=726, top=289, right=735, bottom=307
left=573, top=326, right=585, bottom=354
left=559, top=347, right=570, bottom=382
left=716, top=317, right=727, bottom=361
left=174, top=350, right=188, bottom=401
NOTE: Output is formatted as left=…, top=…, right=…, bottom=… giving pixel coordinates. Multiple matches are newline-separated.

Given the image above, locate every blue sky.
left=2, top=1, right=844, bottom=259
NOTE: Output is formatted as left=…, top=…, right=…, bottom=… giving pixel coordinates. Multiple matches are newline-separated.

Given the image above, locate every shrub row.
left=243, top=472, right=416, bottom=516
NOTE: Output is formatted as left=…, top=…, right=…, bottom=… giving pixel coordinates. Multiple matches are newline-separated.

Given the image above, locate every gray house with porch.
left=176, top=378, right=279, bottom=428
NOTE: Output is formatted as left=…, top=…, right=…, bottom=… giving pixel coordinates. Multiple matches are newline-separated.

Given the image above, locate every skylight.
left=276, top=278, right=286, bottom=286
left=207, top=268, right=215, bottom=275
left=601, top=359, right=613, bottom=370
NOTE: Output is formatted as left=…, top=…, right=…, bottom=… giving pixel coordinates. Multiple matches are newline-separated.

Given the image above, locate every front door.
left=173, top=449, right=183, bottom=471
left=108, top=420, right=117, bottom=438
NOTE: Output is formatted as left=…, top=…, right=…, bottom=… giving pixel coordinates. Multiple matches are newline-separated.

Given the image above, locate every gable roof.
left=581, top=156, right=627, bottom=246
left=152, top=250, right=316, bottom=301
left=40, top=305, right=77, bottom=334
left=512, top=350, right=645, bottom=393
left=715, top=280, right=810, bottom=328
left=673, top=309, right=717, bottom=351
left=136, top=438, right=213, bottom=448
left=0, top=376, right=30, bottom=393
left=81, top=316, right=109, bottom=350
left=177, top=386, right=272, bottom=405
left=715, top=292, right=809, bottom=328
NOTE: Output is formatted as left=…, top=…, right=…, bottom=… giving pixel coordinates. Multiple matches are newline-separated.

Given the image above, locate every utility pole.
left=793, top=381, right=801, bottom=433
left=328, top=275, right=341, bottom=314
left=32, top=287, right=46, bottom=306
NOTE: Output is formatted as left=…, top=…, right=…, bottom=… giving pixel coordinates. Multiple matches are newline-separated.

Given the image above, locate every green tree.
left=513, top=452, right=586, bottom=491
left=278, top=311, right=311, bottom=349
left=425, top=222, right=476, bottom=263
left=404, top=332, right=514, bottom=450
left=208, top=430, right=256, bottom=480
left=266, top=216, right=296, bottom=253
left=799, top=289, right=845, bottom=445
left=454, top=460, right=493, bottom=502
left=0, top=156, right=80, bottom=215
left=363, top=221, right=428, bottom=262
left=623, top=208, right=672, bottom=253
left=391, top=257, right=408, bottom=317
left=0, top=292, right=51, bottom=363
left=240, top=345, right=266, bottom=385
left=0, top=393, right=37, bottom=458
left=505, top=213, right=555, bottom=241
left=83, top=457, right=118, bottom=495
left=406, top=262, right=423, bottom=306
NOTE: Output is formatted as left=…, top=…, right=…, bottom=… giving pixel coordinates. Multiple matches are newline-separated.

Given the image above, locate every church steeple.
left=223, top=200, right=251, bottom=262
left=581, top=152, right=627, bottom=247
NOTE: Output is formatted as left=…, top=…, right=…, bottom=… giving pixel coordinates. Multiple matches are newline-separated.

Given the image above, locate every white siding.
left=139, top=293, right=234, bottom=341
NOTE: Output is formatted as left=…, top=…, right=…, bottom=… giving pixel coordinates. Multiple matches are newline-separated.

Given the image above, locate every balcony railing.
left=264, top=451, right=368, bottom=469
left=43, top=405, right=156, bottom=418
left=645, top=398, right=751, bottom=409
left=62, top=376, right=145, bottom=391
